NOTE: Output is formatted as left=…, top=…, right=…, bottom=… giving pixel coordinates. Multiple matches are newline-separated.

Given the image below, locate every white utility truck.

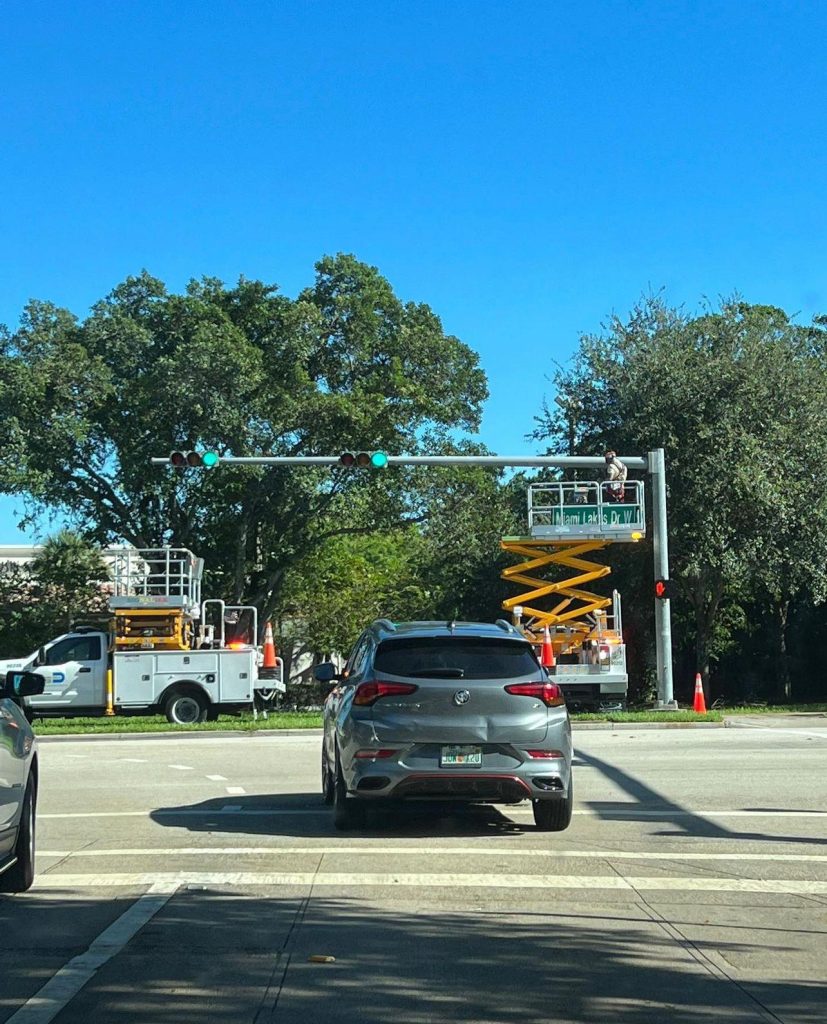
left=0, top=548, right=284, bottom=723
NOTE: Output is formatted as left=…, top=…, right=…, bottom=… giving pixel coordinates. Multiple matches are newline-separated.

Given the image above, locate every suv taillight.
left=504, top=681, right=566, bottom=707
left=352, top=680, right=419, bottom=706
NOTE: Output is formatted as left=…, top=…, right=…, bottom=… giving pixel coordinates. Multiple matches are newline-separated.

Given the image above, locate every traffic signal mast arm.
left=151, top=448, right=674, bottom=709
left=153, top=454, right=649, bottom=469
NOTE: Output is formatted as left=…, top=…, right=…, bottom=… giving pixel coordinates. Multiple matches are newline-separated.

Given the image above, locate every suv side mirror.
left=3, top=671, right=46, bottom=699
left=314, top=662, right=341, bottom=683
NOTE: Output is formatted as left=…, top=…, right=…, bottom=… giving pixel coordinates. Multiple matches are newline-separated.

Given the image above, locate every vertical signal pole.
left=649, top=448, right=676, bottom=708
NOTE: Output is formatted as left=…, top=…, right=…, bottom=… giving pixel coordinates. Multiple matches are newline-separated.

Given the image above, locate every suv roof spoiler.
left=495, top=618, right=521, bottom=635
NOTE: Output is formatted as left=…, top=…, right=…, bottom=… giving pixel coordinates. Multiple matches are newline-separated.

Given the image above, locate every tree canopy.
left=0, top=255, right=488, bottom=619
left=533, top=297, right=827, bottom=699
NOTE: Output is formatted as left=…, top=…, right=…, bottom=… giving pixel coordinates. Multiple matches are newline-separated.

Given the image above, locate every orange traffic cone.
left=262, top=621, right=278, bottom=670
left=693, top=672, right=707, bottom=714
left=541, top=626, right=556, bottom=671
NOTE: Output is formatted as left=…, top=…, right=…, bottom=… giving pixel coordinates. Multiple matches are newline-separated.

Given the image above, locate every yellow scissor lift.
left=501, top=480, right=645, bottom=710
left=108, top=548, right=205, bottom=650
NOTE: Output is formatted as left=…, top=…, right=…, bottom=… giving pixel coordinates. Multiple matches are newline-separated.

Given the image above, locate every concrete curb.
left=36, top=721, right=727, bottom=742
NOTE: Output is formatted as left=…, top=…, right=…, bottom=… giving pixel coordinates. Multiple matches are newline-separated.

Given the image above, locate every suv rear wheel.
left=532, top=776, right=573, bottom=832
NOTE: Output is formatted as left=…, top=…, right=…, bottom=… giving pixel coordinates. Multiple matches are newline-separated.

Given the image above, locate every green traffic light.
left=202, top=451, right=220, bottom=468
left=370, top=451, right=388, bottom=469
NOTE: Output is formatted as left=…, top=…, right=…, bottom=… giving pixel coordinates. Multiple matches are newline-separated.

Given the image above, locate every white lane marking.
left=733, top=725, right=827, bottom=740
left=7, top=880, right=176, bottom=1024
left=116, top=758, right=148, bottom=764
left=226, top=786, right=246, bottom=796
left=35, top=847, right=827, bottom=863
left=33, top=872, right=827, bottom=894
left=167, top=764, right=194, bottom=771
left=206, top=774, right=227, bottom=781
left=39, top=807, right=827, bottom=821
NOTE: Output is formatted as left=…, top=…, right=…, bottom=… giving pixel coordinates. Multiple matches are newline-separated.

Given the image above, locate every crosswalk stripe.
left=32, top=871, right=827, bottom=894
left=36, top=847, right=827, bottom=862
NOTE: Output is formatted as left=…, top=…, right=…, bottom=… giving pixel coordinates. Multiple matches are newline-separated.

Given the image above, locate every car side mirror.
left=3, top=671, right=47, bottom=699
left=314, top=662, right=341, bottom=683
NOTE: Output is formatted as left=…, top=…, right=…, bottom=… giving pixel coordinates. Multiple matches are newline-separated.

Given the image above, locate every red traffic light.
left=339, top=452, right=356, bottom=467
left=170, top=451, right=187, bottom=468
left=655, top=579, right=677, bottom=600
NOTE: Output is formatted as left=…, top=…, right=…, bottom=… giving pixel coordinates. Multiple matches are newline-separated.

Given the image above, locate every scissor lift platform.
left=526, top=480, right=645, bottom=541
left=108, top=548, right=204, bottom=650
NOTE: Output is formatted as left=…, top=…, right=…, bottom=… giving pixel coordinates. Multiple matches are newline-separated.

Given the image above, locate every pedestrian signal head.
left=655, top=578, right=677, bottom=600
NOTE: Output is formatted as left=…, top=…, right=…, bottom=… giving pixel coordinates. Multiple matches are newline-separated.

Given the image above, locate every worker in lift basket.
left=604, top=450, right=627, bottom=502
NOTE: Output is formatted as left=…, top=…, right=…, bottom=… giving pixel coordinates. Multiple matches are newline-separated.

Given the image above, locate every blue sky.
left=2, top=1, right=826, bottom=541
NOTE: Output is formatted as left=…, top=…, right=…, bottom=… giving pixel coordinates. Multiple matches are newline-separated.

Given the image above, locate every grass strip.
left=32, top=711, right=323, bottom=735
left=30, top=707, right=732, bottom=734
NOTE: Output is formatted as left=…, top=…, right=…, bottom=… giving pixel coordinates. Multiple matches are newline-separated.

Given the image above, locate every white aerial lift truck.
left=0, top=547, right=284, bottom=723
left=501, top=479, right=646, bottom=710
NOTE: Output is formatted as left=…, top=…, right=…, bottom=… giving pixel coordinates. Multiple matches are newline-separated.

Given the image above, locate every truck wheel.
left=165, top=691, right=208, bottom=725
left=533, top=776, right=573, bottom=832
left=0, top=775, right=36, bottom=893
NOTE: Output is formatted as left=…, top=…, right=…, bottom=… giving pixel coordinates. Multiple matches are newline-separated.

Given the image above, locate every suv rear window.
left=374, top=637, right=539, bottom=680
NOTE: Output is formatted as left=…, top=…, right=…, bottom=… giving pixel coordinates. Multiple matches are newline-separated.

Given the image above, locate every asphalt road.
left=1, top=723, right=826, bottom=1023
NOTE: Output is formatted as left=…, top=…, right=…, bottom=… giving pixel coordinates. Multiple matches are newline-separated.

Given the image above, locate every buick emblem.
left=453, top=689, right=471, bottom=706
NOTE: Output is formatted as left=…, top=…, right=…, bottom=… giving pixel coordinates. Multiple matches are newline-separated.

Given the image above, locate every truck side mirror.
left=3, top=671, right=47, bottom=699
left=314, top=662, right=341, bottom=683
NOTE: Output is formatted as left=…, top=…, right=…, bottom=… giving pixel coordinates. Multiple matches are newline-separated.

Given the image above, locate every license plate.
left=440, top=745, right=482, bottom=767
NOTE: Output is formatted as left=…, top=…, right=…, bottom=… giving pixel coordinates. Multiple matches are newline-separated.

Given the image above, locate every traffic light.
left=654, top=578, right=678, bottom=600
left=339, top=451, right=388, bottom=469
left=169, top=450, right=220, bottom=469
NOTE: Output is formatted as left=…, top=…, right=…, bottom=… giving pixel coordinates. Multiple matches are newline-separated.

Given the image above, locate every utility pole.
left=649, top=448, right=676, bottom=708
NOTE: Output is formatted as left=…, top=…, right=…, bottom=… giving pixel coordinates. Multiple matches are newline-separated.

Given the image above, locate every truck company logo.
left=453, top=689, right=471, bottom=706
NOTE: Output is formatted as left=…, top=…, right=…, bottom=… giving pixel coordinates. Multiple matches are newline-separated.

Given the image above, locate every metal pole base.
left=652, top=700, right=679, bottom=711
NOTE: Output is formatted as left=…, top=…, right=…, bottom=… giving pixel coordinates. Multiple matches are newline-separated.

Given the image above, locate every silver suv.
left=317, top=620, right=573, bottom=832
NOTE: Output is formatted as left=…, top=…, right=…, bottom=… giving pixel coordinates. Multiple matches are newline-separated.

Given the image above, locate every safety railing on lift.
left=108, top=547, right=204, bottom=614
left=528, top=480, right=646, bottom=539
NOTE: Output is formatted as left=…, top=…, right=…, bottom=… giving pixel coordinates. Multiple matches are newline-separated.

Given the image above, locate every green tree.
left=0, top=256, right=488, bottom=621
left=533, top=298, right=827, bottom=700
left=0, top=532, right=108, bottom=657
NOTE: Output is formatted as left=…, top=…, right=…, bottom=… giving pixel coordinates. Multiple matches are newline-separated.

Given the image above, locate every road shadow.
left=150, top=793, right=532, bottom=838
left=2, top=888, right=824, bottom=1023
left=577, top=750, right=827, bottom=845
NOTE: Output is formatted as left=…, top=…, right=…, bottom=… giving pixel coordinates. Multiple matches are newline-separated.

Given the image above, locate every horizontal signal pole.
left=151, top=454, right=650, bottom=469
